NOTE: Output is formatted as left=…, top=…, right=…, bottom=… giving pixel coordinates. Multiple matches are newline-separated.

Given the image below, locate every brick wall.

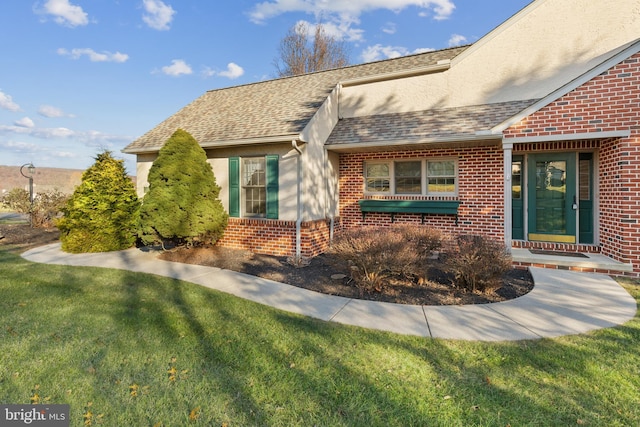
left=216, top=217, right=335, bottom=258
left=338, top=144, right=505, bottom=238
left=505, top=52, right=640, bottom=274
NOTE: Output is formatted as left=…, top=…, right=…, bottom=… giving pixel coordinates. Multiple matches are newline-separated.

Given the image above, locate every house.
left=123, top=0, right=640, bottom=277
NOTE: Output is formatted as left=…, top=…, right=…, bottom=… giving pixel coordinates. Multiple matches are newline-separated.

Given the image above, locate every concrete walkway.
left=21, top=243, right=637, bottom=341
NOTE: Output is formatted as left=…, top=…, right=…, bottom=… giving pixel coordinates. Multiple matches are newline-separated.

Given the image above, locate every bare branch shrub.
left=443, top=235, right=512, bottom=293
left=330, top=225, right=444, bottom=293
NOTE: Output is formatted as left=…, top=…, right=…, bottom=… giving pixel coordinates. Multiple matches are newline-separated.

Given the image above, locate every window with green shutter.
left=228, top=157, right=240, bottom=217
left=229, top=155, right=278, bottom=219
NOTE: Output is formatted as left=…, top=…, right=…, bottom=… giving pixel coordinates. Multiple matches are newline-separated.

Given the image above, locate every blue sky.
left=0, top=0, right=531, bottom=174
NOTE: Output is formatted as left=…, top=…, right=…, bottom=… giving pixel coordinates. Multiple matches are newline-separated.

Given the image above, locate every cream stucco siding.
left=300, top=86, right=341, bottom=220
left=339, top=0, right=640, bottom=118
left=135, top=153, right=156, bottom=197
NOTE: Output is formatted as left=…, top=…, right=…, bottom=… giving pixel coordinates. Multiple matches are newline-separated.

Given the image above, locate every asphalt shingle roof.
left=123, top=46, right=469, bottom=153
left=325, top=100, right=540, bottom=147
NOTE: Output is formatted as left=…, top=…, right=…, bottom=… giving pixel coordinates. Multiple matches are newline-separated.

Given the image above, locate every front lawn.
left=1, top=246, right=639, bottom=426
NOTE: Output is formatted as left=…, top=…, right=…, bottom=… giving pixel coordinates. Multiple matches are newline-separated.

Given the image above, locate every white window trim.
left=241, top=156, right=267, bottom=218
left=364, top=158, right=458, bottom=197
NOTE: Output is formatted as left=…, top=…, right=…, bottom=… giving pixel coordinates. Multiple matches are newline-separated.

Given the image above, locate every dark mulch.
left=0, top=223, right=60, bottom=251
left=159, top=245, right=534, bottom=306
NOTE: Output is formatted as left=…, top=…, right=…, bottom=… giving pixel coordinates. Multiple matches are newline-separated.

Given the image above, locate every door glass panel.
left=512, top=161, right=522, bottom=199
left=579, top=159, right=591, bottom=201
left=535, top=160, right=567, bottom=234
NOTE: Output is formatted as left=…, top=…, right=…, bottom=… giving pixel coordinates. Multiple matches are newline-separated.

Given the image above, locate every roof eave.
left=122, top=133, right=304, bottom=155
left=339, top=61, right=451, bottom=87
left=325, top=133, right=501, bottom=152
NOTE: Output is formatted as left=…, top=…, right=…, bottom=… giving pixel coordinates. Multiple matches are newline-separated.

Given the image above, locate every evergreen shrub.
left=138, top=129, right=228, bottom=247
left=57, top=151, right=140, bottom=253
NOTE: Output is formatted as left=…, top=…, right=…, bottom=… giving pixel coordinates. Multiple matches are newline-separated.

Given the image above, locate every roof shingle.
left=123, top=46, right=469, bottom=153
left=325, top=100, right=539, bottom=147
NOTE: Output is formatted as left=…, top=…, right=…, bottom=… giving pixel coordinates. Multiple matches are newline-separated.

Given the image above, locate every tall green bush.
left=57, top=151, right=140, bottom=253
left=138, top=129, right=228, bottom=247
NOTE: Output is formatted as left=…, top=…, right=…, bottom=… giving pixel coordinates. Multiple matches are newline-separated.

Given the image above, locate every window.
left=365, top=163, right=390, bottom=193
left=243, top=157, right=266, bottom=216
left=229, top=155, right=279, bottom=219
left=427, top=160, right=456, bottom=194
left=364, top=159, right=457, bottom=196
left=395, top=161, right=421, bottom=194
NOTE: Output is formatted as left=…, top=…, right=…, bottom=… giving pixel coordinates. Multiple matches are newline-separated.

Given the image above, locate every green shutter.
left=229, top=157, right=240, bottom=217
left=266, top=155, right=279, bottom=219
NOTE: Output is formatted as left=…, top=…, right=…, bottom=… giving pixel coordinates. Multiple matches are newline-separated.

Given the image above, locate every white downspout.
left=292, top=139, right=303, bottom=260
left=503, top=140, right=513, bottom=253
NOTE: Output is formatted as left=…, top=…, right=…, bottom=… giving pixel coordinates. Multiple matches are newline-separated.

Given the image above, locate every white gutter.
left=292, top=139, right=304, bottom=260
left=123, top=133, right=301, bottom=155
left=325, top=133, right=501, bottom=152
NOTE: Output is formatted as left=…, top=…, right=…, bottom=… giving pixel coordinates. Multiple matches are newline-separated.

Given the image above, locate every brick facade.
left=338, top=144, right=505, bottom=239
left=505, top=52, right=640, bottom=275
left=216, top=217, right=336, bottom=258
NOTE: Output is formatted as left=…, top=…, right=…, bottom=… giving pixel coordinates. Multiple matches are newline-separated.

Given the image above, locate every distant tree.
left=138, top=129, right=228, bottom=247
left=57, top=151, right=140, bottom=253
left=274, top=22, right=350, bottom=77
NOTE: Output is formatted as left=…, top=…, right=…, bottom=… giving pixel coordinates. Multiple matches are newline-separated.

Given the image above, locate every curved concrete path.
left=22, top=243, right=637, bottom=341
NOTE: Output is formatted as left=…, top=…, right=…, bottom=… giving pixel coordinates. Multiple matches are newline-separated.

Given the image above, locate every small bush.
left=1, top=188, right=69, bottom=228
left=1, top=188, right=30, bottom=213
left=443, top=234, right=512, bottom=293
left=31, top=190, right=69, bottom=228
left=330, top=225, right=443, bottom=293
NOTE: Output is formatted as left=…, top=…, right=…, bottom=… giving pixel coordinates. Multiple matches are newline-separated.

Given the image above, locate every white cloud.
left=249, top=0, right=455, bottom=23
left=160, top=59, right=193, bottom=77
left=38, top=105, right=75, bottom=118
left=448, top=33, right=467, bottom=47
left=142, top=0, right=176, bottom=31
left=360, top=44, right=434, bottom=62
left=382, top=22, right=396, bottom=35
left=14, top=117, right=35, bottom=128
left=0, top=124, right=130, bottom=146
left=57, top=48, right=129, bottom=63
left=37, top=0, right=89, bottom=27
left=218, top=63, right=245, bottom=79
left=0, top=140, right=40, bottom=152
left=0, top=90, right=21, bottom=112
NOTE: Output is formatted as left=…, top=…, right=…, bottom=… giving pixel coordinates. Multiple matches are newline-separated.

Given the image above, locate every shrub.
left=443, top=234, right=512, bottom=293
left=138, top=129, right=228, bottom=247
left=31, top=190, right=69, bottom=228
left=2, top=188, right=69, bottom=228
left=330, top=225, right=443, bottom=293
left=57, top=151, right=140, bottom=253
left=1, top=188, right=30, bottom=213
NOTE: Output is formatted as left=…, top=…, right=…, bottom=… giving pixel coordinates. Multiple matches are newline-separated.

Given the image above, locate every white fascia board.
left=325, top=133, right=501, bottom=152
left=123, top=134, right=304, bottom=154
left=339, top=62, right=450, bottom=87
left=491, top=38, right=640, bottom=133
left=505, top=130, right=631, bottom=144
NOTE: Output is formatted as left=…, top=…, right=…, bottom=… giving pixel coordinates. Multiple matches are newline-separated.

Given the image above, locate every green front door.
left=527, top=153, right=577, bottom=243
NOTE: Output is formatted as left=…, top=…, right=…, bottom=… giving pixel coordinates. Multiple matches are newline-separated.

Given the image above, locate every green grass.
left=1, top=246, right=639, bottom=426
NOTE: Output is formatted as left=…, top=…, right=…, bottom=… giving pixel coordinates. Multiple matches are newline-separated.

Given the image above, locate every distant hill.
left=0, top=165, right=136, bottom=195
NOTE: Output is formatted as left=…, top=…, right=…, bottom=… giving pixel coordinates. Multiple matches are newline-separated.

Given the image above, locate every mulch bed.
left=159, top=245, right=534, bottom=306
